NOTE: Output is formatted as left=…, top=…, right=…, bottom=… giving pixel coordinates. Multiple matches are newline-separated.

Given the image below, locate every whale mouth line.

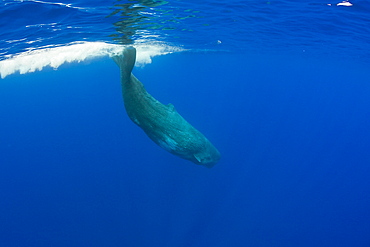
left=0, top=41, right=185, bottom=79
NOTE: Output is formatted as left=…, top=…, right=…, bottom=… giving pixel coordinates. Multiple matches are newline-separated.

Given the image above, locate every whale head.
left=193, top=144, right=221, bottom=168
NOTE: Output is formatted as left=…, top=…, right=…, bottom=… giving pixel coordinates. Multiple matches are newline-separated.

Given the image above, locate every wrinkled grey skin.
left=113, top=47, right=220, bottom=168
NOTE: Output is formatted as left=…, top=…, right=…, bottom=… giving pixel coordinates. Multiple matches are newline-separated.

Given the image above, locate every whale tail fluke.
left=112, top=46, right=136, bottom=76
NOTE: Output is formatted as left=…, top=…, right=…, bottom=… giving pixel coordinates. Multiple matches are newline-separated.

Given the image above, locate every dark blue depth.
left=0, top=52, right=369, bottom=247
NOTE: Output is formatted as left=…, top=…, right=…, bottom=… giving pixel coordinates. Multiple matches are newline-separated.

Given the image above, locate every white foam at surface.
left=0, top=41, right=184, bottom=78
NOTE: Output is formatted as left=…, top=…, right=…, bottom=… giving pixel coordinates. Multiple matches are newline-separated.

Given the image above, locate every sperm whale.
left=113, top=47, right=220, bottom=168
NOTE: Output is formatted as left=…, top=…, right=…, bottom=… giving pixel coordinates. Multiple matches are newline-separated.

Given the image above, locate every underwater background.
left=0, top=0, right=369, bottom=246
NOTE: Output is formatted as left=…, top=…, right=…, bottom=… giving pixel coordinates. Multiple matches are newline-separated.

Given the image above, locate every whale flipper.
left=114, top=46, right=221, bottom=168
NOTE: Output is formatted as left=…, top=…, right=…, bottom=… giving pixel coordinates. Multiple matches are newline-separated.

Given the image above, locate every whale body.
left=113, top=47, right=220, bottom=168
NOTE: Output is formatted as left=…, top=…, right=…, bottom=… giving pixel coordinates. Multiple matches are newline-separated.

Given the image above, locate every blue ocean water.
left=1, top=0, right=370, bottom=246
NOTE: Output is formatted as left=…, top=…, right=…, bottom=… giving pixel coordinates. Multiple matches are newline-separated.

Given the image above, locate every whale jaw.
left=193, top=150, right=221, bottom=168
